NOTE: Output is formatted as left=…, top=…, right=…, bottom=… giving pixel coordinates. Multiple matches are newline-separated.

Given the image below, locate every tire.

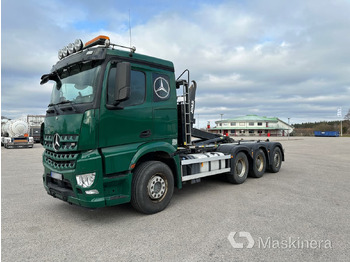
left=269, top=147, right=282, bottom=173
left=131, top=161, right=174, bottom=214
left=249, top=149, right=266, bottom=178
left=227, top=152, right=249, bottom=184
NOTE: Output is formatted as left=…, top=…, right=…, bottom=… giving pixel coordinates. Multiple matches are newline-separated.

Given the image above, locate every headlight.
left=3, top=137, right=11, bottom=143
left=76, top=172, right=96, bottom=188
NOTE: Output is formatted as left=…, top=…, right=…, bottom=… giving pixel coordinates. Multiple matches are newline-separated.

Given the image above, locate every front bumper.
left=5, top=142, right=34, bottom=148
left=43, top=149, right=132, bottom=208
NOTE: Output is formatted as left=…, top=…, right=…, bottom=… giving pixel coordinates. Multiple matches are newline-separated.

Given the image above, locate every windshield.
left=50, top=62, right=101, bottom=105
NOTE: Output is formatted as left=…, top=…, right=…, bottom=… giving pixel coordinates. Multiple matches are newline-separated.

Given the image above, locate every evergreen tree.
left=345, top=109, right=350, bottom=120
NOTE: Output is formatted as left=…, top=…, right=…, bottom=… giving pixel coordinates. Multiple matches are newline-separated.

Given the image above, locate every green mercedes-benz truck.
left=40, top=35, right=284, bottom=214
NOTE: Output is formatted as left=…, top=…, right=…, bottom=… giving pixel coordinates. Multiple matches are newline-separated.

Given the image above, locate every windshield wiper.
left=56, top=100, right=72, bottom=105
left=56, top=100, right=76, bottom=112
left=47, top=103, right=60, bottom=115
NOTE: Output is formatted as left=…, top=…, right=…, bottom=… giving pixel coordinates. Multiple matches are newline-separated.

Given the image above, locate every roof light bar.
left=58, top=39, right=84, bottom=60
left=57, top=35, right=135, bottom=61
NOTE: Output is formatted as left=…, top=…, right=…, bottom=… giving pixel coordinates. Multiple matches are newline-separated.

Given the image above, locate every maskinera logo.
left=227, top=232, right=254, bottom=249
left=228, top=231, right=333, bottom=249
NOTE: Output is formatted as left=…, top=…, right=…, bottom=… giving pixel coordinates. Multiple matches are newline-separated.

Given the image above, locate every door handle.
left=140, top=130, right=151, bottom=138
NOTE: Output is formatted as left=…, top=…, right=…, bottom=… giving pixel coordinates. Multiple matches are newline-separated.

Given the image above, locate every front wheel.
left=131, top=161, right=174, bottom=214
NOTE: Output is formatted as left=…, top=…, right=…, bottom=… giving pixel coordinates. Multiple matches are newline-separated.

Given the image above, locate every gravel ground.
left=1, top=137, right=350, bottom=261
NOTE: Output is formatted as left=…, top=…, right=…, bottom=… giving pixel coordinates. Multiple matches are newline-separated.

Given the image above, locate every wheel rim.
left=147, top=174, right=167, bottom=201
left=236, top=159, right=246, bottom=177
left=256, top=155, right=264, bottom=172
left=274, top=153, right=280, bottom=168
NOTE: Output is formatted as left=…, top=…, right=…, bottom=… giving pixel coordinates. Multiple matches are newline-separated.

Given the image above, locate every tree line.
left=293, top=119, right=350, bottom=136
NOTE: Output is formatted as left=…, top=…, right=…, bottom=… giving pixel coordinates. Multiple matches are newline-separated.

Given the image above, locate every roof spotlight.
left=105, top=38, right=110, bottom=47
left=58, top=49, right=64, bottom=60
left=74, top=39, right=83, bottom=52
left=62, top=46, right=69, bottom=57
left=68, top=43, right=75, bottom=55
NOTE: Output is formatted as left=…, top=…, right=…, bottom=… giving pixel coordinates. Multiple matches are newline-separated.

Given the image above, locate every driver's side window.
left=107, top=65, right=146, bottom=107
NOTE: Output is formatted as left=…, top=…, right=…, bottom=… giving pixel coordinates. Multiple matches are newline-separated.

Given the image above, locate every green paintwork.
left=98, top=62, right=154, bottom=148
left=45, top=114, right=82, bottom=136
left=130, top=141, right=177, bottom=165
left=102, top=143, right=143, bottom=174
left=42, top=46, right=181, bottom=208
left=80, top=109, right=99, bottom=151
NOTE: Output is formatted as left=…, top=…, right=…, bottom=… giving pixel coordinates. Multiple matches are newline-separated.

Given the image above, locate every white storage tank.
left=2, top=120, right=29, bottom=137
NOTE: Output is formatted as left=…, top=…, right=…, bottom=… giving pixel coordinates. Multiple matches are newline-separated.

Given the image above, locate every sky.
left=2, top=0, right=350, bottom=126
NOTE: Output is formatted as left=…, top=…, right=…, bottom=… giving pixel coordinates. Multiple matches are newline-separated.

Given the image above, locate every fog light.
left=85, top=189, right=99, bottom=195
left=76, top=172, right=96, bottom=188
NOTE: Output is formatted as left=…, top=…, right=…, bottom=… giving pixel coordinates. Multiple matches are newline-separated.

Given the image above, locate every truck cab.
left=41, top=36, right=181, bottom=211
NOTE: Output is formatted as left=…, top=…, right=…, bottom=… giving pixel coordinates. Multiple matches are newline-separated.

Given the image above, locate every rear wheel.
left=269, top=147, right=282, bottom=173
left=131, top=161, right=174, bottom=214
left=227, top=152, right=248, bottom=184
left=249, top=149, right=266, bottom=178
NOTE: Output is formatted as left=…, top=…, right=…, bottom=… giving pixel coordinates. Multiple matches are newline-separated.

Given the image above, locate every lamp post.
left=288, top=118, right=290, bottom=140
left=220, top=114, right=224, bottom=135
left=337, top=108, right=342, bottom=137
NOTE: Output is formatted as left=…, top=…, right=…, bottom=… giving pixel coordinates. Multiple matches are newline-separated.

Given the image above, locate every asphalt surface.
left=1, top=137, right=350, bottom=262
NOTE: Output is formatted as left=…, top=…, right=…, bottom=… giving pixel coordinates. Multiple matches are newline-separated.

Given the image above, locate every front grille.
left=44, top=150, right=79, bottom=170
left=43, top=134, right=79, bottom=152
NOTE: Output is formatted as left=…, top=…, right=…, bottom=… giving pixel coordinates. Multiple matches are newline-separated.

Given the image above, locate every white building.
left=209, top=115, right=293, bottom=137
left=27, top=115, right=45, bottom=127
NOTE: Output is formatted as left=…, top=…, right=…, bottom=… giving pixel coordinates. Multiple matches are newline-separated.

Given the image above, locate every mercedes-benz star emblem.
left=154, top=77, right=170, bottom=99
left=53, top=133, right=60, bottom=151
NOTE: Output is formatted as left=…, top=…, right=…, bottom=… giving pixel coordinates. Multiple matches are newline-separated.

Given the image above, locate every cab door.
left=99, top=61, right=153, bottom=148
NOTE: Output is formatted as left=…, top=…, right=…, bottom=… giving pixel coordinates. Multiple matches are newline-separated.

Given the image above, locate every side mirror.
left=40, top=72, right=62, bottom=89
left=115, top=62, right=131, bottom=102
left=40, top=74, right=50, bottom=85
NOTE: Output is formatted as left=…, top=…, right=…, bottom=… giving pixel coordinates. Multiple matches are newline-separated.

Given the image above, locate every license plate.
left=51, top=172, right=62, bottom=180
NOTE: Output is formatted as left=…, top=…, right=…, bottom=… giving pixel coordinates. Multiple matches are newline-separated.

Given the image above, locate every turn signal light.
left=84, top=35, right=110, bottom=49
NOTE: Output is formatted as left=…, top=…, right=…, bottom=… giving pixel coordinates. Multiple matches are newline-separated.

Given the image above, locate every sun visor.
left=51, top=47, right=107, bottom=72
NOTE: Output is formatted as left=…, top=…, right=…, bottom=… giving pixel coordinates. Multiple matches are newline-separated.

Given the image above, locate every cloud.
left=2, top=0, right=350, bottom=124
